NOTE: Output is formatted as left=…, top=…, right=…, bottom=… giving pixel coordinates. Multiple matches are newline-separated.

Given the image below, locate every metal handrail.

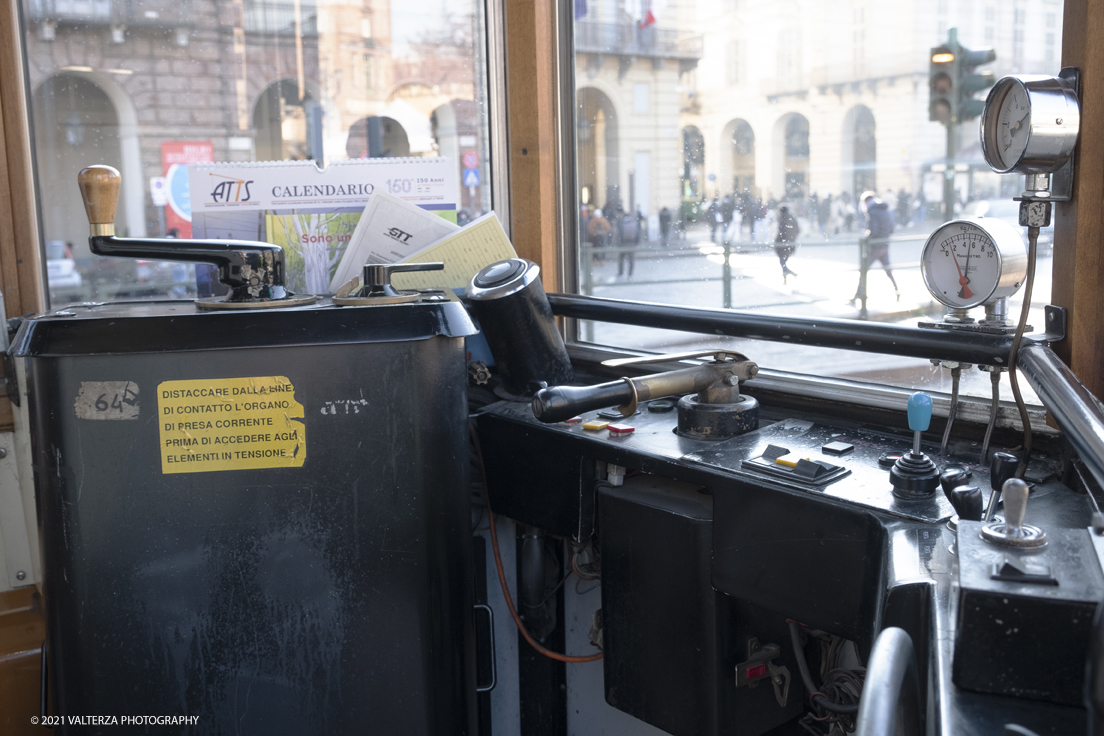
left=547, top=293, right=1015, bottom=366
left=855, top=627, right=922, bottom=736
left=1018, top=342, right=1104, bottom=490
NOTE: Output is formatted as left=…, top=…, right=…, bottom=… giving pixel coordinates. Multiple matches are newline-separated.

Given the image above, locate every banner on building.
left=161, top=141, right=215, bottom=238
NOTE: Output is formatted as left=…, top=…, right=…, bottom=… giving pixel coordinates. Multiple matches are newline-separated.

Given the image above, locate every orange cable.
left=471, top=425, right=603, bottom=664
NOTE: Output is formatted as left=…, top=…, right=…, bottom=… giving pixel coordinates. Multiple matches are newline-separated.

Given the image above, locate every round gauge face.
left=982, top=74, right=1081, bottom=174
left=921, top=221, right=1005, bottom=309
left=992, top=79, right=1031, bottom=170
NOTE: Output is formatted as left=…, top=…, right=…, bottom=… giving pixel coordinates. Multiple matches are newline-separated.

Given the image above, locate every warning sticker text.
left=157, top=376, right=307, bottom=474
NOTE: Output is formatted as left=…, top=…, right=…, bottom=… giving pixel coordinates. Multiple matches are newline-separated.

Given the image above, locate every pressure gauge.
left=980, top=75, right=1080, bottom=174
left=920, top=217, right=1028, bottom=310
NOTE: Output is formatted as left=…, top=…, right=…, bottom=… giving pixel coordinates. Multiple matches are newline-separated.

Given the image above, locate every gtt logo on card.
left=385, top=227, right=414, bottom=244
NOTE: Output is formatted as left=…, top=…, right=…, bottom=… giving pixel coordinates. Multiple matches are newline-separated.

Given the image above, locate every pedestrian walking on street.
left=708, top=196, right=722, bottom=242
left=753, top=198, right=768, bottom=242
left=659, top=206, right=672, bottom=247
left=617, top=209, right=641, bottom=278
left=896, top=188, right=911, bottom=228
left=852, top=191, right=900, bottom=307
left=817, top=194, right=831, bottom=237
left=774, top=204, right=799, bottom=285
left=588, top=208, right=611, bottom=265
left=579, top=206, right=591, bottom=252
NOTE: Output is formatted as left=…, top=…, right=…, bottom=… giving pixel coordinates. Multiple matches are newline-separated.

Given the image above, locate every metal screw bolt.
left=0, top=448, right=8, bottom=459
left=1056, top=118, right=1064, bottom=125
left=724, top=374, right=740, bottom=386
left=16, top=570, right=25, bottom=580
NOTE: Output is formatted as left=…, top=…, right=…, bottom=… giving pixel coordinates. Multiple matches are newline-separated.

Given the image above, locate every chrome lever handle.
left=602, top=348, right=751, bottom=368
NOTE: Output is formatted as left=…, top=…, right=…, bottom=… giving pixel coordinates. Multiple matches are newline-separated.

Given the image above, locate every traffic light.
left=957, top=44, right=997, bottom=122
left=929, top=28, right=996, bottom=126
left=929, top=43, right=956, bottom=124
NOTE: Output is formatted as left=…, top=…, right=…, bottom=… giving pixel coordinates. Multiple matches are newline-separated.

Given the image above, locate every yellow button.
left=582, top=420, right=610, bottom=431
left=775, top=453, right=808, bottom=468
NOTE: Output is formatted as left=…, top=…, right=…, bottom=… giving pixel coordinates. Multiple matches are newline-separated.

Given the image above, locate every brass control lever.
left=532, top=350, right=758, bottom=425
left=78, top=165, right=312, bottom=308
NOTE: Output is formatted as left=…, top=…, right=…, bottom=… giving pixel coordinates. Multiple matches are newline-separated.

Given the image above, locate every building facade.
left=23, top=0, right=488, bottom=266
left=575, top=0, right=1064, bottom=218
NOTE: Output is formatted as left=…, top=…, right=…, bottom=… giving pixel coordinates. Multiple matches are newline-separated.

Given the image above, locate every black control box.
left=954, top=521, right=1104, bottom=706
left=600, top=476, right=803, bottom=735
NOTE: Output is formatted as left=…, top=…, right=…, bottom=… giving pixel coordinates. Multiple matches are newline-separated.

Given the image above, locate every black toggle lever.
left=984, top=451, right=1019, bottom=522
left=950, top=485, right=984, bottom=522
left=78, top=165, right=315, bottom=308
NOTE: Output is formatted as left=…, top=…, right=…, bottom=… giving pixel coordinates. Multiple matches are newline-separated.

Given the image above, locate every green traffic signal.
left=958, top=47, right=996, bottom=121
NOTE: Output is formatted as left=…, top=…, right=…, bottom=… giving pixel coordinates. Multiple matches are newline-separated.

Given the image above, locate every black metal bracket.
left=1044, top=304, right=1068, bottom=342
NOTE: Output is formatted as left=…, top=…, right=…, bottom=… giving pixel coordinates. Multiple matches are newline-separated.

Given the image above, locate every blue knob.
left=907, top=392, right=932, bottom=432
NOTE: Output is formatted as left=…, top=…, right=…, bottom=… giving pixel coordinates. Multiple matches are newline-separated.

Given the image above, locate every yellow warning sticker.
left=157, top=376, right=307, bottom=474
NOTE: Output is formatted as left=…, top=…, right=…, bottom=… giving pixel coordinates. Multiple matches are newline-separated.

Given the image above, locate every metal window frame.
left=548, top=6, right=1052, bottom=422
left=484, top=0, right=510, bottom=236
left=552, top=0, right=580, bottom=331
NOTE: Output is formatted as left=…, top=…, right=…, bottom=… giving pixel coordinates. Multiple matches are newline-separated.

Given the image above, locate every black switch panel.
left=954, top=522, right=1104, bottom=706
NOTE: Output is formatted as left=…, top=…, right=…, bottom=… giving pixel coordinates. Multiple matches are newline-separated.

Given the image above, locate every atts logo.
left=385, top=227, right=414, bottom=244
left=209, top=174, right=253, bottom=203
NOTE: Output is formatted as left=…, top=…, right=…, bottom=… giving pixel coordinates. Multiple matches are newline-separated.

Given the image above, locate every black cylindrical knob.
left=950, top=485, right=984, bottom=522
left=467, top=259, right=574, bottom=397
left=990, top=451, right=1019, bottom=491
left=940, top=468, right=969, bottom=501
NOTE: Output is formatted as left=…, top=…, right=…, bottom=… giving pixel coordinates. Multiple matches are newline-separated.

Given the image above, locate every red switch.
left=746, top=664, right=767, bottom=680
left=608, top=423, right=635, bottom=435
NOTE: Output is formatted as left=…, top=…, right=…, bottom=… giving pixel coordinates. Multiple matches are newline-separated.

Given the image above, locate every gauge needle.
left=1009, top=111, right=1030, bottom=137
left=961, top=245, right=975, bottom=298
left=951, top=245, right=974, bottom=300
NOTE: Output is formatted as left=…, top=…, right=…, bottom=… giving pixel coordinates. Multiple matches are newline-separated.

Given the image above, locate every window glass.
left=24, top=0, right=493, bottom=306
left=572, top=0, right=1063, bottom=405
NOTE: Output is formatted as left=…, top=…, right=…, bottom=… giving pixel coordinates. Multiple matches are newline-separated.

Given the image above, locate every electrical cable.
left=575, top=577, right=602, bottom=596
left=979, top=369, right=1001, bottom=465
left=571, top=550, right=601, bottom=581
left=788, top=622, right=860, bottom=715
left=470, top=423, right=604, bottom=663
left=940, top=365, right=961, bottom=455
left=1072, top=459, right=1103, bottom=515
left=1007, top=224, right=1039, bottom=479
left=523, top=568, right=572, bottom=609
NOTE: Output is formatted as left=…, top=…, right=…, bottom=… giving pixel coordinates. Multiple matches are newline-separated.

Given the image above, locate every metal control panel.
left=483, top=397, right=1057, bottom=524
left=476, top=390, right=1096, bottom=736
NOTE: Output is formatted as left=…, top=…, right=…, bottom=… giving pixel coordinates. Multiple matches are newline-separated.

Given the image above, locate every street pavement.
left=577, top=221, right=1053, bottom=405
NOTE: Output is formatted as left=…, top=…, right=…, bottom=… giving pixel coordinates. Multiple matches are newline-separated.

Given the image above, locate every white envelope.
left=329, top=189, right=459, bottom=293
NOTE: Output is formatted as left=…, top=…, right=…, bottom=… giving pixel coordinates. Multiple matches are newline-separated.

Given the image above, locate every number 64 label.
left=73, top=381, right=140, bottom=420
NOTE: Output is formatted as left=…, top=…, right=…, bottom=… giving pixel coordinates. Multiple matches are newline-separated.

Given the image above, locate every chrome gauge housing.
left=980, top=75, right=1081, bottom=174
left=921, top=217, right=1028, bottom=310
